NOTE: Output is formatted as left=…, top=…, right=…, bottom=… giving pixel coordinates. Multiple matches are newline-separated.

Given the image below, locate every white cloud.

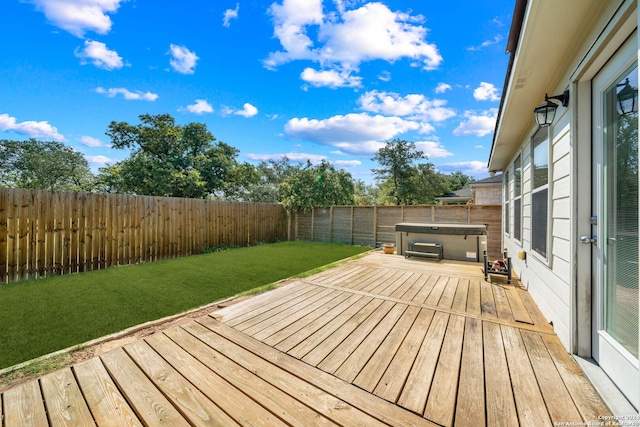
left=27, top=0, right=124, bottom=37
left=333, top=159, right=362, bottom=168
left=378, top=70, right=391, bottom=82
left=182, top=99, right=213, bottom=114
left=246, top=152, right=327, bottom=164
left=284, top=113, right=420, bottom=155
left=80, top=135, right=109, bottom=147
left=318, top=3, right=441, bottom=69
left=0, top=113, right=64, bottom=141
left=84, top=155, right=114, bottom=165
left=414, top=141, right=452, bottom=159
left=473, top=82, right=500, bottom=102
left=435, top=82, right=451, bottom=94
left=223, top=3, right=239, bottom=27
left=437, top=161, right=488, bottom=177
left=168, top=44, right=199, bottom=74
left=358, top=90, right=455, bottom=122
left=265, top=1, right=442, bottom=78
left=453, top=109, right=498, bottom=137
left=300, top=67, right=362, bottom=88
left=265, top=0, right=323, bottom=69
left=75, top=40, right=124, bottom=70
left=468, top=35, right=503, bottom=51
left=96, top=87, right=158, bottom=101
left=233, top=103, right=259, bottom=118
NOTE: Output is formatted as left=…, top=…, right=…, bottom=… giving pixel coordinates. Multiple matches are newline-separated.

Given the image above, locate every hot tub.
left=395, top=222, right=488, bottom=262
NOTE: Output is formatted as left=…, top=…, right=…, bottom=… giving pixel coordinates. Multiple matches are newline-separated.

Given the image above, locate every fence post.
left=311, top=207, right=315, bottom=242
left=350, top=206, right=354, bottom=245
left=329, top=206, right=334, bottom=242
left=373, top=206, right=378, bottom=247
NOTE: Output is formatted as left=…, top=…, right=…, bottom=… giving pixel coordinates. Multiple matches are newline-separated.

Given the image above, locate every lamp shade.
left=534, top=99, right=558, bottom=127
left=617, top=78, right=638, bottom=116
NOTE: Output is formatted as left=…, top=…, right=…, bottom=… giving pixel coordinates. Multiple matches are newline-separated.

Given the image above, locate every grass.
left=0, top=241, right=370, bottom=370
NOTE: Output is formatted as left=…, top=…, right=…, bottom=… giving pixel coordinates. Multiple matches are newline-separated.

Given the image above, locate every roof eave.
left=489, top=0, right=605, bottom=171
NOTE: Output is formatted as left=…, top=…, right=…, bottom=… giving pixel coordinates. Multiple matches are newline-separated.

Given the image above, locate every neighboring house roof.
left=469, top=174, right=502, bottom=187
left=435, top=187, right=473, bottom=204
left=488, top=0, right=607, bottom=172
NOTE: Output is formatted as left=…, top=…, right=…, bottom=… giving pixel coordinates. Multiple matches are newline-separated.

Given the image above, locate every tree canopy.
left=371, top=139, right=475, bottom=205
left=280, top=160, right=355, bottom=212
left=0, top=139, right=93, bottom=191
left=1, top=115, right=477, bottom=210
left=372, top=139, right=426, bottom=205
left=97, top=114, right=241, bottom=198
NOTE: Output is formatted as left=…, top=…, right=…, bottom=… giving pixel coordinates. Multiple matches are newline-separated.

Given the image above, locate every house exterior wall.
left=495, top=0, right=639, bottom=411
left=473, top=186, right=501, bottom=205
left=504, top=110, right=573, bottom=349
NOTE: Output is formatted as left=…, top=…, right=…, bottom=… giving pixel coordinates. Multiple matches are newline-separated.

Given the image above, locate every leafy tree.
left=98, top=114, right=240, bottom=198
left=372, top=139, right=426, bottom=205
left=0, top=139, right=94, bottom=191
left=280, top=160, right=355, bottom=212
left=412, top=163, right=452, bottom=204
left=239, top=157, right=298, bottom=203
left=443, top=170, right=475, bottom=192
left=353, top=179, right=379, bottom=205
left=222, top=161, right=261, bottom=201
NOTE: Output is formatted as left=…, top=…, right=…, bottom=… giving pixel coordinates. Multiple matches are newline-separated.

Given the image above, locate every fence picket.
left=292, top=205, right=502, bottom=258
left=0, top=189, right=287, bottom=284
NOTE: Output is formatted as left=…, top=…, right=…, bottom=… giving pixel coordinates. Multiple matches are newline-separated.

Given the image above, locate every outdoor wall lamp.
left=534, top=90, right=569, bottom=127
left=616, top=78, right=638, bottom=116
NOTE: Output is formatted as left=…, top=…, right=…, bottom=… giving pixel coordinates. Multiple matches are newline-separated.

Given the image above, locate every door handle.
left=580, top=235, right=597, bottom=244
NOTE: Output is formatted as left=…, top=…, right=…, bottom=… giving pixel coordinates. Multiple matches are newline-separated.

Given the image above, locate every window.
left=514, top=154, right=522, bottom=241
left=504, top=170, right=510, bottom=235
left=531, top=128, right=549, bottom=257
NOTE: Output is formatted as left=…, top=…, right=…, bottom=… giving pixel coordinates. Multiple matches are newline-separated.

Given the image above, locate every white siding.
left=503, top=113, right=574, bottom=349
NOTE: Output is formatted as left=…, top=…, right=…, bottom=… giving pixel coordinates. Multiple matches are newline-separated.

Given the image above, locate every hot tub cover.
left=394, top=222, right=488, bottom=235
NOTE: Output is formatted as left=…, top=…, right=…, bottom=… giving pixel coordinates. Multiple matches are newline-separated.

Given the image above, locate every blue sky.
left=1, top=0, right=513, bottom=183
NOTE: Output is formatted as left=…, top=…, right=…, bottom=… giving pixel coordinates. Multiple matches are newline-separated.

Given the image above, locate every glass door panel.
left=603, top=65, right=639, bottom=358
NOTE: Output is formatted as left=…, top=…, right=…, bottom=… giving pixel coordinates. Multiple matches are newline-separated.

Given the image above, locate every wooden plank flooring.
left=1, top=252, right=610, bottom=426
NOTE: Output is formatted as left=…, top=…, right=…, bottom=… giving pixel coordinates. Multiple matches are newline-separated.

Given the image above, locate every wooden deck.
left=1, top=252, right=610, bottom=426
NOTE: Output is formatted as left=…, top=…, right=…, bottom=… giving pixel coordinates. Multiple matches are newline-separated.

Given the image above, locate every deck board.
left=483, top=321, right=519, bottom=427
left=397, top=310, right=449, bottom=414
left=423, top=314, right=465, bottom=425
left=354, top=304, right=422, bottom=392
left=333, top=303, right=408, bottom=382
left=288, top=295, right=375, bottom=359
left=158, top=327, right=337, bottom=427
left=316, top=300, right=396, bottom=372
left=454, top=317, right=485, bottom=427
left=520, top=330, right=583, bottom=424
left=3, top=379, right=49, bottom=427
left=73, top=358, right=142, bottom=427
left=195, top=317, right=433, bottom=427
left=1, top=252, right=611, bottom=427
left=373, top=308, right=436, bottom=401
left=101, top=348, right=192, bottom=427
left=501, top=325, right=552, bottom=427
left=40, top=368, right=96, bottom=427
left=124, top=340, right=248, bottom=427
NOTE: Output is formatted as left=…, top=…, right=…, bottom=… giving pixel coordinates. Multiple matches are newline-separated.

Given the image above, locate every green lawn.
left=0, top=241, right=369, bottom=369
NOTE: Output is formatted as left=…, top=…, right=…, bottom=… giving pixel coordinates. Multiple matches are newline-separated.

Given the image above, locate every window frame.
left=504, top=170, right=510, bottom=236
left=531, top=127, right=550, bottom=259
left=513, top=154, right=522, bottom=242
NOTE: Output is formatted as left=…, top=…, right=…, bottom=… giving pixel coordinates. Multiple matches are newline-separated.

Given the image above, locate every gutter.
left=488, top=0, right=528, bottom=173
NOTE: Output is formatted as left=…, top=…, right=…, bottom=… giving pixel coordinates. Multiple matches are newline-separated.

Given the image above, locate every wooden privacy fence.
left=0, top=189, right=287, bottom=284
left=289, top=205, right=502, bottom=258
